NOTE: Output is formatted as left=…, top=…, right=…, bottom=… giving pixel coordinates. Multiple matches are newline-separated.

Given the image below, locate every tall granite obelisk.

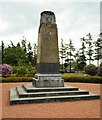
left=33, top=11, right=64, bottom=87
left=9, top=11, right=100, bottom=105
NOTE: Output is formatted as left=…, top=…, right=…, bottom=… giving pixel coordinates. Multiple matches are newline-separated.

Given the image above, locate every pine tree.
left=65, top=39, right=75, bottom=73
left=85, top=33, right=94, bottom=64
left=59, top=39, right=66, bottom=70
left=1, top=41, right=5, bottom=64
left=78, top=37, right=86, bottom=71
left=94, top=33, right=102, bottom=66
left=10, top=41, right=14, bottom=47
left=17, top=42, right=21, bottom=47
left=74, top=50, right=80, bottom=73
left=21, top=36, right=27, bottom=53
left=27, top=42, right=33, bottom=65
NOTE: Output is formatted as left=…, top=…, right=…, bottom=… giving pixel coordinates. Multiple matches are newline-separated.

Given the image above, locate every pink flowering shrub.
left=0, top=64, right=13, bottom=75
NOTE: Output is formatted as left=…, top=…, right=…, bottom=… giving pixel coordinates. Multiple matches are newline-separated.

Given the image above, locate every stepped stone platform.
left=10, top=84, right=100, bottom=105
left=9, top=11, right=100, bottom=105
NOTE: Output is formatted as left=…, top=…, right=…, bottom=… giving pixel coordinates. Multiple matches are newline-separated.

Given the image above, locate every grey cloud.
left=0, top=2, right=99, bottom=40
left=1, top=2, right=39, bottom=36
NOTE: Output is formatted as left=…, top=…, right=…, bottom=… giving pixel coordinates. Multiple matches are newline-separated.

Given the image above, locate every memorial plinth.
left=32, top=11, right=64, bottom=87
left=9, top=11, right=100, bottom=105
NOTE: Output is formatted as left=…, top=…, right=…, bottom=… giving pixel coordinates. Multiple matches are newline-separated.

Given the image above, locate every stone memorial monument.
left=32, top=11, right=64, bottom=87
left=9, top=11, right=100, bottom=105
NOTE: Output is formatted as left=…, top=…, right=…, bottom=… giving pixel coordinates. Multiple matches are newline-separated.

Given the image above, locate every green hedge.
left=1, top=77, right=33, bottom=83
left=2, top=73, right=35, bottom=77
left=1, top=73, right=102, bottom=83
left=61, top=73, right=102, bottom=84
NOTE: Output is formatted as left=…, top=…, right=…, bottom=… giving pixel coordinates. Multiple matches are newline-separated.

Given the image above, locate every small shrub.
left=17, top=66, right=27, bottom=75
left=27, top=67, right=37, bottom=76
left=84, top=64, right=97, bottom=76
left=12, top=65, right=36, bottom=77
left=97, top=66, right=102, bottom=76
left=12, top=66, right=18, bottom=75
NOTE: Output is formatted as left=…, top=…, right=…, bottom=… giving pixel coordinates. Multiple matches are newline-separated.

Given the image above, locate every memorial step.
left=22, top=84, right=79, bottom=92
left=16, top=86, right=89, bottom=98
left=10, top=87, right=100, bottom=105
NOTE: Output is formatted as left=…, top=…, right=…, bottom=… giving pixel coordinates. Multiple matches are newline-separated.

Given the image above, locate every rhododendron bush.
left=0, top=64, right=13, bottom=75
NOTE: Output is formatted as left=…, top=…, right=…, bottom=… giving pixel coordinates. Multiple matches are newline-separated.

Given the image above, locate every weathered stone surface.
left=40, top=11, right=56, bottom=24
left=35, top=74, right=61, bottom=80
left=16, top=86, right=90, bottom=98
left=35, top=11, right=62, bottom=87
left=37, top=63, right=60, bottom=74
left=37, top=24, right=59, bottom=64
left=32, top=79, right=64, bottom=87
left=10, top=84, right=100, bottom=105
left=37, top=11, right=59, bottom=74
left=9, top=11, right=100, bottom=105
left=33, top=74, right=64, bottom=87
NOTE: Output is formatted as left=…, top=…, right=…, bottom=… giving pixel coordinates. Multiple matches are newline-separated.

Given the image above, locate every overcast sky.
left=0, top=0, right=100, bottom=49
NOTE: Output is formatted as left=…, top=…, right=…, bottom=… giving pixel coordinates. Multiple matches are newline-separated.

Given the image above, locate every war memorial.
left=10, top=11, right=100, bottom=105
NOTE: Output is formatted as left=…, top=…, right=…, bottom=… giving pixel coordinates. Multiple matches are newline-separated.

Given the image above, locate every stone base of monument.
left=32, top=74, right=64, bottom=87
left=9, top=82, right=100, bottom=105
left=33, top=79, right=64, bottom=87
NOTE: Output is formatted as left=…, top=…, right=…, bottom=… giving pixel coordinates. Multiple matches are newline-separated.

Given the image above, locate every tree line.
left=59, top=33, right=102, bottom=72
left=1, top=36, right=37, bottom=67
left=1, top=33, right=102, bottom=73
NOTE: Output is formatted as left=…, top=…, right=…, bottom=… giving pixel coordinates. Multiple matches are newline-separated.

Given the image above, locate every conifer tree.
left=78, top=37, right=86, bottom=70
left=94, top=33, right=102, bottom=66
left=85, top=33, right=94, bottom=64
left=1, top=41, right=5, bottom=64
left=21, top=36, right=27, bottom=53
left=65, top=39, right=75, bottom=73
left=27, top=42, right=33, bottom=65
left=59, top=39, right=66, bottom=70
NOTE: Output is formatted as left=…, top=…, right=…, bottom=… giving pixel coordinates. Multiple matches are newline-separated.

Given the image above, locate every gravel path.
left=2, top=82, right=100, bottom=118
